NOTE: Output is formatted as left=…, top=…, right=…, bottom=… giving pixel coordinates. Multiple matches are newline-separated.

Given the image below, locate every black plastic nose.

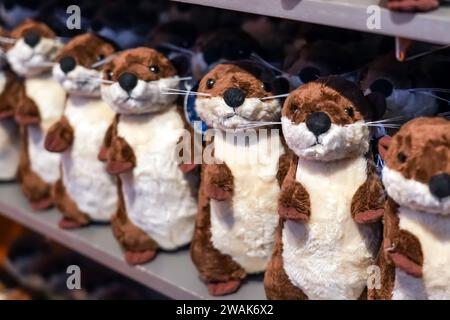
left=59, top=56, right=76, bottom=74
left=24, top=31, right=41, bottom=48
left=370, top=79, right=394, bottom=97
left=223, top=88, right=246, bottom=109
left=429, top=173, right=450, bottom=199
left=306, top=112, right=332, bottom=137
left=118, top=72, right=138, bottom=92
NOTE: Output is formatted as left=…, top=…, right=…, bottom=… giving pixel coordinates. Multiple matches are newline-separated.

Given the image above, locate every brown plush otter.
left=5, top=19, right=65, bottom=210
left=387, top=0, right=441, bottom=12
left=265, top=77, right=386, bottom=300
left=371, top=117, right=450, bottom=300
left=44, top=33, right=117, bottom=229
left=0, top=27, right=21, bottom=181
left=100, top=47, right=198, bottom=265
left=191, top=63, right=287, bottom=296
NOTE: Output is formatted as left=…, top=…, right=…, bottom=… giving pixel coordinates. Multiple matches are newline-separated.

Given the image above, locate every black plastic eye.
left=345, top=107, right=354, bottom=117
left=106, top=70, right=113, bottom=80
left=397, top=152, right=407, bottom=163
left=96, top=54, right=105, bottom=62
left=206, top=78, right=215, bottom=89
left=149, top=65, right=160, bottom=74
left=262, top=82, right=272, bottom=92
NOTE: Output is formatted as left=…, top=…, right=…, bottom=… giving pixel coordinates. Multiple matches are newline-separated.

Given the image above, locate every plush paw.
left=279, top=205, right=309, bottom=222
left=124, top=250, right=157, bottom=265
left=388, top=252, right=423, bottom=278
left=97, top=147, right=108, bottom=161
left=107, top=161, right=134, bottom=175
left=204, top=184, right=232, bottom=201
left=354, top=209, right=384, bottom=224
left=30, top=197, right=53, bottom=211
left=207, top=280, right=241, bottom=296
left=58, top=217, right=87, bottom=229
left=179, top=163, right=198, bottom=173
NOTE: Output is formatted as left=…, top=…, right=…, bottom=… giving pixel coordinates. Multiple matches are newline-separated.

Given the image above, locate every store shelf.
left=0, top=182, right=266, bottom=300
left=173, top=0, right=450, bottom=45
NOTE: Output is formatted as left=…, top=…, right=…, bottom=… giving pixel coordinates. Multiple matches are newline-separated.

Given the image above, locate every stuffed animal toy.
left=283, top=40, right=358, bottom=90
left=191, top=29, right=261, bottom=81
left=370, top=117, right=450, bottom=300
left=264, top=76, right=386, bottom=300
left=387, top=0, right=441, bottom=12
left=44, top=33, right=117, bottom=229
left=5, top=19, right=65, bottom=210
left=359, top=54, right=438, bottom=133
left=100, top=47, right=198, bottom=265
left=0, top=27, right=20, bottom=181
left=190, top=62, right=288, bottom=296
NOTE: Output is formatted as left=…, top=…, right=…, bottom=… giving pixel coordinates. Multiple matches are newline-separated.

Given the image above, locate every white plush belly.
left=282, top=157, right=380, bottom=300
left=210, top=131, right=283, bottom=273
left=117, top=108, right=197, bottom=250
left=0, top=118, right=20, bottom=180
left=25, top=76, right=66, bottom=184
left=393, top=207, right=450, bottom=300
left=61, top=97, right=117, bottom=221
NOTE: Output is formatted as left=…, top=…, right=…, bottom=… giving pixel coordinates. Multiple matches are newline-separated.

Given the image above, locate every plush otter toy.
left=0, top=27, right=20, bottom=181
left=264, top=77, right=386, bottom=300
left=100, top=47, right=198, bottom=265
left=371, top=117, right=450, bottom=300
left=190, top=63, right=287, bottom=296
left=44, top=33, right=117, bottom=228
left=387, top=0, right=441, bottom=12
left=5, top=19, right=65, bottom=210
left=359, top=54, right=438, bottom=134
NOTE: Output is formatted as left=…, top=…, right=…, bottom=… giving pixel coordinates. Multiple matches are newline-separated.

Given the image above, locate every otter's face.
left=195, top=64, right=281, bottom=131
left=282, top=78, right=376, bottom=161
left=100, top=47, right=179, bottom=114
left=6, top=20, right=62, bottom=77
left=382, top=117, right=450, bottom=215
left=53, top=33, right=114, bottom=97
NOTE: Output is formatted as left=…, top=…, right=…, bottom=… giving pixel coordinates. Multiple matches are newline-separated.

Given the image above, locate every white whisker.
left=414, top=91, right=450, bottom=104
left=91, top=53, right=118, bottom=68
left=364, top=116, right=405, bottom=125
left=160, top=43, right=194, bottom=56
left=177, top=76, right=192, bottom=81
left=260, top=94, right=289, bottom=100
left=164, top=88, right=211, bottom=96
left=409, top=88, right=450, bottom=93
left=250, top=53, right=285, bottom=75
left=161, top=91, right=211, bottom=97
left=0, top=36, right=16, bottom=44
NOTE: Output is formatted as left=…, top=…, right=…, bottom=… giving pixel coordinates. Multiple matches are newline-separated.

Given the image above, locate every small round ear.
left=366, top=91, right=386, bottom=121
left=170, top=55, right=191, bottom=77
left=378, top=135, right=392, bottom=160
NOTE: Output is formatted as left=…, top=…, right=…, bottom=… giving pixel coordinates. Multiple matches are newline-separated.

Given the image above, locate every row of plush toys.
left=0, top=4, right=449, bottom=300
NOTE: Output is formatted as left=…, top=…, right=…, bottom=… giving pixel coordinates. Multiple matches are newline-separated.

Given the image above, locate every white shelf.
left=0, top=182, right=266, bottom=300
left=173, top=0, right=450, bottom=45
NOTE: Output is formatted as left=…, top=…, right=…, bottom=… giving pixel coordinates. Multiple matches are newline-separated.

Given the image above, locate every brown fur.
left=56, top=33, right=115, bottom=69
left=45, top=116, right=74, bottom=153
left=8, top=19, right=56, bottom=43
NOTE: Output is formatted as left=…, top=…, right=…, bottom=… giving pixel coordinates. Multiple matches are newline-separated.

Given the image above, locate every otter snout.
left=306, top=111, right=331, bottom=137
left=59, top=56, right=76, bottom=74
left=429, top=173, right=450, bottom=200
left=224, top=88, right=246, bottom=109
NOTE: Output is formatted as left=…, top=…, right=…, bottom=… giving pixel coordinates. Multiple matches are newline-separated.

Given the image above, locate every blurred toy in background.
left=5, top=19, right=66, bottom=210
left=45, top=33, right=118, bottom=229
left=265, top=77, right=386, bottom=300
left=100, top=48, right=198, bottom=265
left=90, top=1, right=158, bottom=49
left=0, top=26, right=21, bottom=181
left=191, top=62, right=287, bottom=296
left=387, top=0, right=441, bottom=12
left=372, top=117, right=450, bottom=300
left=359, top=54, right=438, bottom=134
left=190, top=29, right=261, bottom=80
